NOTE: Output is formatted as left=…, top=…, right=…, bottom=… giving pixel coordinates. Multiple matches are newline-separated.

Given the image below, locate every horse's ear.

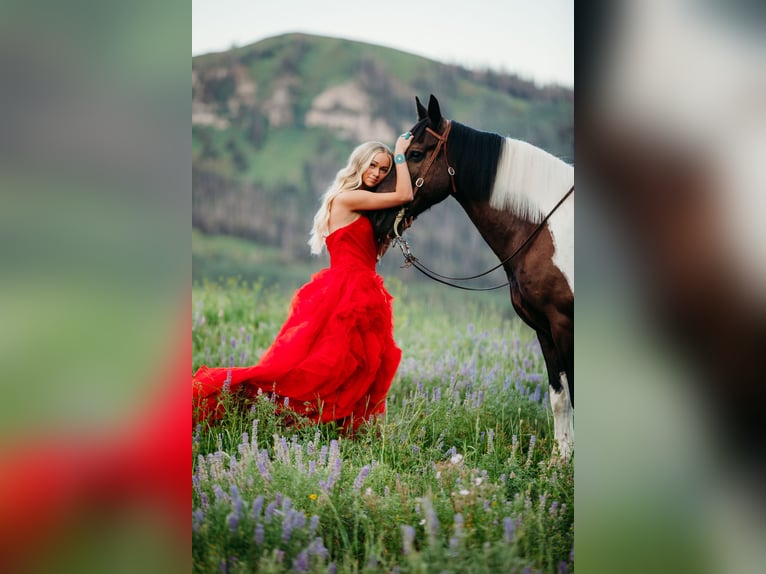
left=415, top=96, right=427, bottom=120
left=427, top=94, right=442, bottom=127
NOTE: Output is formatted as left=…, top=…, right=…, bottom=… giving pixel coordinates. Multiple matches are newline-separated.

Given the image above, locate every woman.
left=193, top=134, right=414, bottom=430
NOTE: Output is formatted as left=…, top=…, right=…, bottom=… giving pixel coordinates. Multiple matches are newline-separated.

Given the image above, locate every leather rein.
left=392, top=121, right=574, bottom=291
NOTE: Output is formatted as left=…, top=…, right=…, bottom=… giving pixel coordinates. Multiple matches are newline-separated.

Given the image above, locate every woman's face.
left=360, top=152, right=392, bottom=189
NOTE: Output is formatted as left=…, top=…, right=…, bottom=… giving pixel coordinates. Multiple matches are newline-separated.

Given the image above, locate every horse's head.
left=366, top=95, right=456, bottom=243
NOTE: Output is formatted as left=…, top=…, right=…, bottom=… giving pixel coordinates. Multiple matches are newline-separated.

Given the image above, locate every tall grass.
left=192, top=278, right=573, bottom=573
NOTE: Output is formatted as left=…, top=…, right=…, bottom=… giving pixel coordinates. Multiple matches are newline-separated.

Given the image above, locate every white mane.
left=489, top=138, right=574, bottom=293
left=489, top=138, right=574, bottom=221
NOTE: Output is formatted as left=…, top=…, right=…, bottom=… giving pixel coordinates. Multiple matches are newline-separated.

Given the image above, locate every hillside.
left=192, top=32, right=573, bottom=285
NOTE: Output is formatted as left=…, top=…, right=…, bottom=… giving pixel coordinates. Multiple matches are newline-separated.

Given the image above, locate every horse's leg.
left=509, top=283, right=574, bottom=462
left=537, top=330, right=574, bottom=464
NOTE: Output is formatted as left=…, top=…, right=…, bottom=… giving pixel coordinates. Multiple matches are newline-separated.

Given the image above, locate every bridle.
left=413, top=120, right=458, bottom=196
left=391, top=120, right=574, bottom=292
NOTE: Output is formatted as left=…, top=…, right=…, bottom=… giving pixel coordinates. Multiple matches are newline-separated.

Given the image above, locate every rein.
left=392, top=120, right=574, bottom=291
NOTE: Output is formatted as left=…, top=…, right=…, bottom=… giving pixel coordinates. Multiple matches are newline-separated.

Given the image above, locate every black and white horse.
left=371, top=95, right=574, bottom=461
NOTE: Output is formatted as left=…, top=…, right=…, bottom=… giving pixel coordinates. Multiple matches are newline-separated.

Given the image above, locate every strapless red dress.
left=192, top=216, right=401, bottom=429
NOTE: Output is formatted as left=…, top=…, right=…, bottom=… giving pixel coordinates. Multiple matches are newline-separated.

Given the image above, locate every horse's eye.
left=408, top=151, right=423, bottom=162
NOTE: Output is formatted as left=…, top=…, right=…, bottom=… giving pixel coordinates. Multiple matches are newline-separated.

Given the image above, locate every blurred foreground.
left=577, top=1, right=765, bottom=573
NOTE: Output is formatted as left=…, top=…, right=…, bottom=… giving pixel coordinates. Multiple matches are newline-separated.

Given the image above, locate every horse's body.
left=372, top=95, right=574, bottom=460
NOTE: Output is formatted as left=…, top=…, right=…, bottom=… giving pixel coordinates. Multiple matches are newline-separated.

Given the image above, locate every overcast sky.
left=192, top=0, right=574, bottom=87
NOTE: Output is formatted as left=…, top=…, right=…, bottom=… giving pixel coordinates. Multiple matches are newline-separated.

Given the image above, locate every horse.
left=370, top=95, right=574, bottom=461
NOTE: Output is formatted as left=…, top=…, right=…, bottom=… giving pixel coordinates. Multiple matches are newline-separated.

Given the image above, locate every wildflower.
left=474, top=477, right=483, bottom=486
left=309, top=515, right=320, bottom=537
left=550, top=501, right=559, bottom=516
left=353, top=465, right=371, bottom=491
left=308, top=493, right=317, bottom=501
left=459, top=489, right=470, bottom=496
left=327, top=563, right=336, bottom=574
left=450, top=453, right=463, bottom=465
left=401, top=525, right=415, bottom=555
left=307, top=536, right=328, bottom=559
left=265, top=501, right=276, bottom=523
left=254, top=523, right=264, bottom=544
left=293, top=551, right=309, bottom=573
left=282, top=512, right=294, bottom=541
left=227, top=512, right=239, bottom=532
left=192, top=509, right=204, bottom=532
left=308, top=460, right=316, bottom=476
left=251, top=496, right=264, bottom=519
left=503, top=516, right=515, bottom=543
left=525, top=435, right=537, bottom=467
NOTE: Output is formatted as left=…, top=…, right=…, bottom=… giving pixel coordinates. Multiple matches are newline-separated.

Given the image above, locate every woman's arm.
left=336, top=135, right=414, bottom=211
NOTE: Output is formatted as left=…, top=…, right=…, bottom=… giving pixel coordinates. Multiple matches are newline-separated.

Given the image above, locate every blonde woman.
left=193, top=134, right=414, bottom=430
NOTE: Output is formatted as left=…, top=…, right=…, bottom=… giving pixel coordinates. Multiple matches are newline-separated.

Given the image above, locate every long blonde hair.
left=308, top=141, right=393, bottom=255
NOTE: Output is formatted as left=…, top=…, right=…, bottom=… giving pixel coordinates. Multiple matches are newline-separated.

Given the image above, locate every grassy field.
left=192, top=277, right=573, bottom=573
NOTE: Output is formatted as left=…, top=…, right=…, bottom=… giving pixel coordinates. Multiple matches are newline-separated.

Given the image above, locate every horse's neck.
left=455, top=197, right=538, bottom=265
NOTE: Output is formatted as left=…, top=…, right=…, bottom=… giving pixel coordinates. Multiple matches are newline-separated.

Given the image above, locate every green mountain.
left=192, top=32, right=573, bottom=285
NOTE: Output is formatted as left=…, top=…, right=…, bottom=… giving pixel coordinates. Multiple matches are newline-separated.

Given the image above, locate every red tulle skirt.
left=192, top=256, right=401, bottom=430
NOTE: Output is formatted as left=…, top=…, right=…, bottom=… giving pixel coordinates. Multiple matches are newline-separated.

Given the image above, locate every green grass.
left=192, top=278, right=573, bottom=573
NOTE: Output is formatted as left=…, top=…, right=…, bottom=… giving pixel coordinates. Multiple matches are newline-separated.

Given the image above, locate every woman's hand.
left=394, top=131, right=413, bottom=156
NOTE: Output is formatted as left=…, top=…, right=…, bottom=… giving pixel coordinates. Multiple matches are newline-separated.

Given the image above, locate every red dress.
left=192, top=216, right=401, bottom=429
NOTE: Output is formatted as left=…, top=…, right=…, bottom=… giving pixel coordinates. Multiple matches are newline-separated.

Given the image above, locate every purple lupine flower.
left=558, top=561, right=568, bottom=574
left=309, top=515, right=320, bottom=537
left=200, top=492, right=210, bottom=511
left=293, top=551, right=309, bottom=573
left=282, top=511, right=294, bottom=541
left=503, top=517, right=515, bottom=543
left=254, top=523, right=264, bottom=544
left=293, top=511, right=306, bottom=530
left=308, top=536, right=328, bottom=559
left=453, top=513, right=464, bottom=539
left=531, top=384, right=541, bottom=402
left=230, top=337, right=237, bottom=349
left=230, top=485, right=242, bottom=509
left=256, top=458, right=271, bottom=481
left=526, top=435, right=537, bottom=466
left=227, top=511, right=239, bottom=532
left=327, top=563, right=336, bottom=574
left=251, top=495, right=264, bottom=519
left=308, top=460, right=316, bottom=476
left=449, top=537, right=459, bottom=550
left=192, top=509, right=205, bottom=532
left=212, top=484, right=226, bottom=505
left=550, top=501, right=559, bottom=516
left=264, top=502, right=276, bottom=523
left=401, top=525, right=415, bottom=555
left=275, top=492, right=283, bottom=506
left=275, top=550, right=284, bottom=563
left=422, top=496, right=439, bottom=539
left=281, top=496, right=292, bottom=513
left=319, top=445, right=328, bottom=466
left=353, top=465, right=371, bottom=491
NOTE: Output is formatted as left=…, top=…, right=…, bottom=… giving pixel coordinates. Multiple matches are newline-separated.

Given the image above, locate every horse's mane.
left=447, top=122, right=503, bottom=203
left=488, top=138, right=574, bottom=223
